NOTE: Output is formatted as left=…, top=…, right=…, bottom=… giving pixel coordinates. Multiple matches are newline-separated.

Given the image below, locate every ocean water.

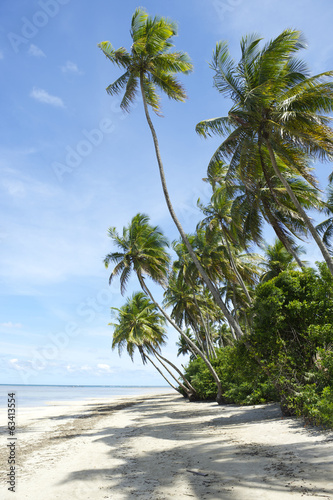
left=1, top=385, right=173, bottom=408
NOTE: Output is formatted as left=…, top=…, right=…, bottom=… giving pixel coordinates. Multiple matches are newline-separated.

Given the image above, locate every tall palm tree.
left=105, top=213, right=224, bottom=402
left=98, top=7, right=244, bottom=340
left=196, top=30, right=333, bottom=276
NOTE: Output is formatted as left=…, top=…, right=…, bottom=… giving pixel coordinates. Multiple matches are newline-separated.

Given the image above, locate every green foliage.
left=183, top=264, right=333, bottom=428
left=99, top=8, right=193, bottom=115
left=183, top=344, right=278, bottom=404
left=250, top=263, right=333, bottom=427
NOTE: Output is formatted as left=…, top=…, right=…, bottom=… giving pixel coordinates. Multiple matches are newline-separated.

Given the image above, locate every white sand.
left=1, top=393, right=333, bottom=499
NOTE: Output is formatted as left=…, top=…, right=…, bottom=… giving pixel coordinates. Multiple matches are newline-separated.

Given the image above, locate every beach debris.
left=186, top=469, right=208, bottom=477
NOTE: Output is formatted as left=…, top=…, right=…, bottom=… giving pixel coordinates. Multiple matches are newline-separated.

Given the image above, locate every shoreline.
left=1, top=393, right=332, bottom=499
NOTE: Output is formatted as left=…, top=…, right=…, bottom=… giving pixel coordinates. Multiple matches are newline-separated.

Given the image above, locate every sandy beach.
left=1, top=392, right=333, bottom=499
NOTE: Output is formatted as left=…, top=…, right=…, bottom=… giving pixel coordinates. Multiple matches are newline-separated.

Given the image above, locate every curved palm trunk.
left=151, top=347, right=197, bottom=395
left=258, top=143, right=306, bottom=269
left=221, top=226, right=253, bottom=304
left=205, top=317, right=219, bottom=358
left=145, top=354, right=182, bottom=394
left=192, top=292, right=217, bottom=359
left=137, top=275, right=224, bottom=404
left=139, top=74, right=244, bottom=341
left=184, top=304, right=206, bottom=354
left=261, top=197, right=305, bottom=269
left=265, top=140, right=333, bottom=277
left=191, top=322, right=206, bottom=355
left=152, top=350, right=196, bottom=399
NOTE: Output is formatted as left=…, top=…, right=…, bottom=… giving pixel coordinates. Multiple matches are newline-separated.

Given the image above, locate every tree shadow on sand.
left=55, top=394, right=333, bottom=499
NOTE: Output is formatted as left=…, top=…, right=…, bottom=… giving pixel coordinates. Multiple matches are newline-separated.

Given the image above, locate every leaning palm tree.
left=105, top=213, right=225, bottom=402
left=111, top=292, right=190, bottom=395
left=196, top=30, right=333, bottom=276
left=98, top=7, right=244, bottom=340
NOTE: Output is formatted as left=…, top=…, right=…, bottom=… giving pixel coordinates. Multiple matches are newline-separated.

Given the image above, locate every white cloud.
left=0, top=168, right=59, bottom=200
left=0, top=322, right=23, bottom=328
left=2, top=179, right=25, bottom=198
left=30, top=87, right=65, bottom=108
left=65, top=363, right=114, bottom=375
left=66, top=364, right=77, bottom=373
left=61, top=61, right=82, bottom=74
left=8, top=358, right=41, bottom=373
left=28, top=44, right=46, bottom=57
left=97, top=363, right=113, bottom=373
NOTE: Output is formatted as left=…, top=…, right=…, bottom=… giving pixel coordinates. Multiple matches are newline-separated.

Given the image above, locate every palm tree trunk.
left=204, top=314, right=217, bottom=359
left=145, top=354, right=182, bottom=394
left=137, top=274, right=224, bottom=404
left=139, top=74, right=244, bottom=341
left=258, top=142, right=306, bottom=269
left=261, top=197, right=305, bottom=269
left=265, top=140, right=333, bottom=277
left=221, top=226, right=253, bottom=304
left=192, top=292, right=217, bottom=358
left=152, top=350, right=196, bottom=399
left=151, top=347, right=197, bottom=395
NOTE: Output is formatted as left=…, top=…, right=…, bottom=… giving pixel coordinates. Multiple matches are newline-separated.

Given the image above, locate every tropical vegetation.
left=99, top=8, right=333, bottom=428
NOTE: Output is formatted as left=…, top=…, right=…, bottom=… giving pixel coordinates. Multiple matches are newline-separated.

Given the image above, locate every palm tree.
left=197, top=183, right=258, bottom=304
left=259, top=238, right=305, bottom=282
left=98, top=7, right=244, bottom=340
left=196, top=30, right=333, bottom=276
left=163, top=270, right=218, bottom=359
left=105, top=213, right=225, bottom=402
left=204, top=158, right=320, bottom=270
left=111, top=292, right=189, bottom=395
left=316, top=184, right=333, bottom=253
left=231, top=166, right=322, bottom=267
left=104, top=213, right=170, bottom=294
left=176, top=331, right=197, bottom=360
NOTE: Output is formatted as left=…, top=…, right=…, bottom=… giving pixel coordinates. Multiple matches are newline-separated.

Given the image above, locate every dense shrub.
left=183, top=343, right=278, bottom=404
left=183, top=264, right=333, bottom=427
left=249, top=263, right=333, bottom=427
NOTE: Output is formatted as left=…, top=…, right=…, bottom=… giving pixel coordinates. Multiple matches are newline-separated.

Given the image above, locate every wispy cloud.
left=66, top=363, right=114, bottom=374
left=0, top=322, right=23, bottom=328
left=30, top=87, right=65, bottom=108
left=61, top=60, right=82, bottom=74
left=2, top=179, right=25, bottom=198
left=28, top=44, right=46, bottom=58
left=97, top=363, right=113, bottom=373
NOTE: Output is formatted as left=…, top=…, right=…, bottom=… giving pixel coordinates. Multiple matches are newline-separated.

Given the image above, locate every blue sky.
left=1, top=0, right=333, bottom=386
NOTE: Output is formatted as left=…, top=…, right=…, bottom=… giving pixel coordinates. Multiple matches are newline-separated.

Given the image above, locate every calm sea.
left=1, top=385, right=173, bottom=408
